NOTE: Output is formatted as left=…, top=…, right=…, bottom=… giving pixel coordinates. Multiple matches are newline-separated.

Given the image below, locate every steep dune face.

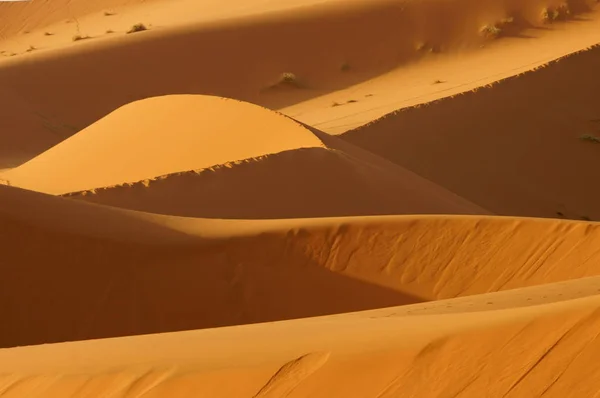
left=343, top=44, right=600, bottom=221
left=3, top=94, right=484, bottom=218
left=1, top=184, right=600, bottom=348
left=1, top=0, right=598, bottom=166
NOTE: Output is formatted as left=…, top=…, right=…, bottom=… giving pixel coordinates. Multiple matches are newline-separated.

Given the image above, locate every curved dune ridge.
left=1, top=183, right=600, bottom=350
left=0, top=0, right=599, bottom=168
left=2, top=95, right=485, bottom=218
left=0, top=95, right=326, bottom=194
left=1, top=0, right=600, bottom=396
left=343, top=42, right=600, bottom=221
left=2, top=294, right=600, bottom=397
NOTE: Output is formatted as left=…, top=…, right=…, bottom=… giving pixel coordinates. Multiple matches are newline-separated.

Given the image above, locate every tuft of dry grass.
left=72, top=34, right=90, bottom=42
left=580, top=134, right=600, bottom=143
left=480, top=16, right=514, bottom=39
left=542, top=4, right=570, bottom=23
left=480, top=24, right=502, bottom=39
left=127, top=23, right=148, bottom=34
left=281, top=72, right=297, bottom=84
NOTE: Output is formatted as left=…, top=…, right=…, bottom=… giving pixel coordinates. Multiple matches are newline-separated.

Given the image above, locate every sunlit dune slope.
left=3, top=94, right=484, bottom=218
left=1, top=288, right=600, bottom=397
left=343, top=43, right=600, bottom=221
left=1, top=0, right=598, bottom=168
left=0, top=95, right=324, bottom=194
left=1, top=184, right=600, bottom=348
left=0, top=0, right=155, bottom=38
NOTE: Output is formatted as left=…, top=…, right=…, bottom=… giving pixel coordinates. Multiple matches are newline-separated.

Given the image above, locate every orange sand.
left=0, top=0, right=599, bottom=396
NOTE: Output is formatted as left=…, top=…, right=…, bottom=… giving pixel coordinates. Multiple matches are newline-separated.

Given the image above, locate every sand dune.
left=0, top=95, right=324, bottom=194
left=1, top=183, right=600, bottom=349
left=6, top=94, right=482, bottom=218
left=2, top=0, right=600, bottom=395
left=343, top=43, right=600, bottom=221
left=2, top=95, right=483, bottom=218
left=1, top=284, right=600, bottom=397
left=0, top=0, right=598, bottom=168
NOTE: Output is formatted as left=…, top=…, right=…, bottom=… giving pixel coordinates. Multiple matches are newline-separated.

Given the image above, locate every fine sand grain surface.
left=1, top=0, right=600, bottom=396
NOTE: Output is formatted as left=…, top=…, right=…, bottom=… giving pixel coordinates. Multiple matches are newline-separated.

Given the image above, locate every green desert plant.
left=127, top=23, right=148, bottom=34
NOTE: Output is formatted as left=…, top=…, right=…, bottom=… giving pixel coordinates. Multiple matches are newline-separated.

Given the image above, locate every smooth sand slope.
left=0, top=95, right=326, bottom=194
left=1, top=95, right=484, bottom=218
left=1, top=266, right=600, bottom=397
left=342, top=43, right=600, bottom=222
left=1, top=183, right=600, bottom=349
left=1, top=0, right=600, bottom=395
left=0, top=0, right=599, bottom=168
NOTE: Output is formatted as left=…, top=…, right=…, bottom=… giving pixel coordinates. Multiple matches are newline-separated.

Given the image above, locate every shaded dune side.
left=343, top=42, right=600, bottom=221
left=1, top=0, right=597, bottom=166
left=1, top=294, right=600, bottom=397
left=2, top=185, right=600, bottom=348
left=4, top=94, right=485, bottom=217
left=66, top=147, right=486, bottom=219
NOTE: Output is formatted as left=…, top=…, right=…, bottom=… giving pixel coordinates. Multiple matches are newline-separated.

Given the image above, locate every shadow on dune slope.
left=342, top=43, right=600, bottom=221
left=3, top=185, right=600, bottom=348
left=0, top=0, right=597, bottom=167
left=67, top=146, right=485, bottom=218
left=0, top=185, right=425, bottom=349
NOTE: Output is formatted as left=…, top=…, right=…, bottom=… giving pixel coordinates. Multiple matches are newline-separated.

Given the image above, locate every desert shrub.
left=127, top=23, right=148, bottom=34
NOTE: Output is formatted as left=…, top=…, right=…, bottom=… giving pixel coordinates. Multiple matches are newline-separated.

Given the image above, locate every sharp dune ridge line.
left=0, top=95, right=327, bottom=194
left=343, top=40, right=600, bottom=221
left=351, top=42, right=600, bottom=131
left=0, top=0, right=599, bottom=396
left=0, top=0, right=599, bottom=167
left=1, top=183, right=600, bottom=351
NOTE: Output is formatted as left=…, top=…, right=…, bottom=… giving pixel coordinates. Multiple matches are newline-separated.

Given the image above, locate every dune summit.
left=2, top=94, right=485, bottom=218
left=0, top=95, right=324, bottom=194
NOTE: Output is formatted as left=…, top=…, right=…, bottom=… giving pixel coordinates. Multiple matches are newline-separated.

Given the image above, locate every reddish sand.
left=0, top=0, right=599, bottom=396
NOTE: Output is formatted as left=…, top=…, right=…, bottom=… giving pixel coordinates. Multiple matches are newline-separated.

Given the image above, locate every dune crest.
left=3, top=94, right=484, bottom=218
left=342, top=42, right=600, bottom=221
left=0, top=95, right=325, bottom=194
left=1, top=0, right=600, bottom=395
left=0, top=0, right=598, bottom=168
left=1, top=184, right=600, bottom=349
